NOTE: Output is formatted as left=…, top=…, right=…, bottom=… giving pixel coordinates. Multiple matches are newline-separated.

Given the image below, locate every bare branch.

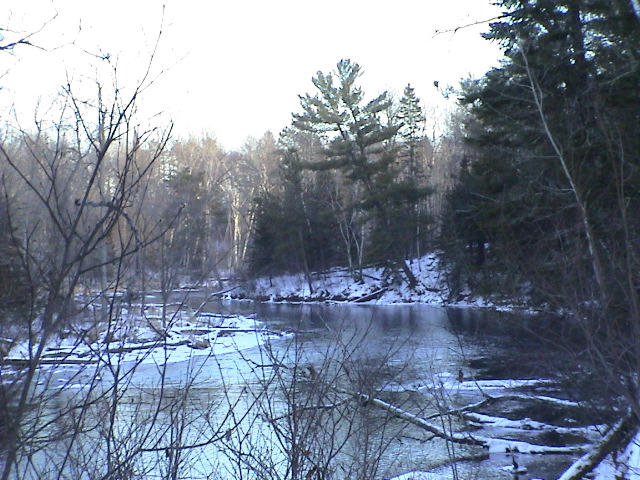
left=433, top=14, right=507, bottom=37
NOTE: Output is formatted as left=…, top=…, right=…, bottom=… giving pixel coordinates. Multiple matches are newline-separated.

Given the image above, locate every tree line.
left=0, top=62, right=453, bottom=302
left=2, top=1, right=637, bottom=319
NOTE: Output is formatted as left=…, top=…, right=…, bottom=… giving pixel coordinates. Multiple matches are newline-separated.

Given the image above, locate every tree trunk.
left=399, top=258, right=418, bottom=288
left=557, top=413, right=638, bottom=480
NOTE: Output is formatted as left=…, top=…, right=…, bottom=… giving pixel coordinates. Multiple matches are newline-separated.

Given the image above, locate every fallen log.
left=556, top=412, right=638, bottom=480
left=362, top=394, right=486, bottom=447
left=349, top=390, right=590, bottom=454
left=353, top=288, right=388, bottom=303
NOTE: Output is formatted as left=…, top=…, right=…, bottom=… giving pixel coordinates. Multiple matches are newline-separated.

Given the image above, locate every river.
left=160, top=298, right=582, bottom=480
left=10, top=298, right=585, bottom=480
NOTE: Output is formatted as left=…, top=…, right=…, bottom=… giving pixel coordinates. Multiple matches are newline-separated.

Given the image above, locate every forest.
left=1, top=0, right=640, bottom=479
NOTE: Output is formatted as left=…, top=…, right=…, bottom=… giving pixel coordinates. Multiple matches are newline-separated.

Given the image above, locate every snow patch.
left=244, top=255, right=453, bottom=306
left=593, top=430, right=640, bottom=479
left=239, top=253, right=530, bottom=312
left=386, top=471, right=446, bottom=480
left=4, top=306, right=283, bottom=370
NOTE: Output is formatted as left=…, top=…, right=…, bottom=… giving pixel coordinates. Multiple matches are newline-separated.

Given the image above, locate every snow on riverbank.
left=4, top=303, right=284, bottom=369
left=243, top=254, right=497, bottom=308
left=592, top=431, right=640, bottom=479
left=387, top=472, right=445, bottom=480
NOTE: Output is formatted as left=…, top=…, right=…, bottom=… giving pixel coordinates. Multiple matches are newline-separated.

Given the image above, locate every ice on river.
left=4, top=303, right=285, bottom=370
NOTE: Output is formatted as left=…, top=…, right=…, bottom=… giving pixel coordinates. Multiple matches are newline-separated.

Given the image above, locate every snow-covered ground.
left=4, top=302, right=286, bottom=368
left=593, top=435, right=640, bottom=479
left=244, top=254, right=499, bottom=308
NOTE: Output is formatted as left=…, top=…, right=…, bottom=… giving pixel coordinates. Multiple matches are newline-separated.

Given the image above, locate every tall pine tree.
left=293, top=60, right=430, bottom=286
left=397, top=84, right=426, bottom=183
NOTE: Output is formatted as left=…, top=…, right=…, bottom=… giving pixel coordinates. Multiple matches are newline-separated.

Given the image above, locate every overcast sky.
left=1, top=0, right=503, bottom=150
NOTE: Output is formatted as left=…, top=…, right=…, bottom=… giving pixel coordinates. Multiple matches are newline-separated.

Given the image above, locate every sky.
left=1, top=0, right=503, bottom=151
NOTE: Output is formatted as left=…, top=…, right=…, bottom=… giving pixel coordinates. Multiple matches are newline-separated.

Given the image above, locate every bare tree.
left=0, top=42, right=175, bottom=477
left=220, top=319, right=412, bottom=480
left=222, top=133, right=279, bottom=272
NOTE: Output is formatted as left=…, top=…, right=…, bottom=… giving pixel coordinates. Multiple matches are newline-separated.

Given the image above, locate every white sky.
left=1, top=0, right=503, bottom=151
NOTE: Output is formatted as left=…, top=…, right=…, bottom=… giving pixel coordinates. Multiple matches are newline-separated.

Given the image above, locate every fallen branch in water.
left=355, top=392, right=590, bottom=454
left=326, top=374, right=594, bottom=455
left=426, top=392, right=581, bottom=421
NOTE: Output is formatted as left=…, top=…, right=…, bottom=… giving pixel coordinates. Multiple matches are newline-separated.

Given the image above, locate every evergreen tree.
left=248, top=131, right=342, bottom=282
left=0, top=190, right=28, bottom=312
left=445, top=0, right=640, bottom=302
left=397, top=84, right=426, bottom=183
left=442, top=0, right=640, bottom=455
left=396, top=84, right=432, bottom=259
left=293, top=60, right=430, bottom=286
left=248, top=192, right=286, bottom=277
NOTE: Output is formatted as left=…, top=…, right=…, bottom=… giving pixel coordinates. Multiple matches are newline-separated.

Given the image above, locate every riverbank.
left=237, top=253, right=501, bottom=308
left=4, top=302, right=283, bottom=368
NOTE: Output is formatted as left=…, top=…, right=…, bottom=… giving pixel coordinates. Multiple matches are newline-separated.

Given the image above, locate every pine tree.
left=293, top=60, right=430, bottom=286
left=396, top=84, right=432, bottom=259
left=248, top=131, right=342, bottom=282
left=445, top=0, right=640, bottom=301
left=397, top=84, right=426, bottom=183
left=293, top=59, right=398, bottom=189
left=441, top=1, right=640, bottom=456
